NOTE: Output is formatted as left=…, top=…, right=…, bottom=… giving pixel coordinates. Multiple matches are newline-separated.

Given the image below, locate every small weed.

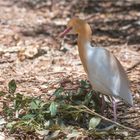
left=0, top=79, right=128, bottom=139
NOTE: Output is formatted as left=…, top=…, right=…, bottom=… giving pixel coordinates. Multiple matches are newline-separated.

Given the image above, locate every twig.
left=47, top=71, right=67, bottom=75
left=46, top=71, right=86, bottom=76
left=78, top=105, right=137, bottom=132
left=0, top=60, right=14, bottom=64
left=118, top=115, right=140, bottom=119
left=127, top=61, right=140, bottom=72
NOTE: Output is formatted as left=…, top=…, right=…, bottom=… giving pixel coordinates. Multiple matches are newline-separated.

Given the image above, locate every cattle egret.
left=59, top=17, right=133, bottom=121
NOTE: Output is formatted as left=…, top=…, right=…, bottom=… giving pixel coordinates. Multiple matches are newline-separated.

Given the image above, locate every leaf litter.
left=0, top=0, right=140, bottom=139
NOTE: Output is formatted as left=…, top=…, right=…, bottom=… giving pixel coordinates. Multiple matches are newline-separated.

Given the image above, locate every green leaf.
left=54, top=87, right=63, bottom=97
left=84, top=91, right=93, bottom=105
left=0, top=91, right=5, bottom=97
left=14, top=93, right=23, bottom=110
left=8, top=79, right=17, bottom=94
left=3, top=102, right=14, bottom=118
left=49, top=102, right=57, bottom=117
left=77, top=88, right=84, bottom=95
left=67, top=130, right=82, bottom=139
left=30, top=100, right=40, bottom=110
left=89, top=117, right=101, bottom=130
left=6, top=121, right=17, bottom=129
left=80, top=80, right=90, bottom=88
left=22, top=114, right=35, bottom=120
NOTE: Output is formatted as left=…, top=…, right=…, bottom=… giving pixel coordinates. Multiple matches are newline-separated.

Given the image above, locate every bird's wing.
left=86, top=47, right=133, bottom=106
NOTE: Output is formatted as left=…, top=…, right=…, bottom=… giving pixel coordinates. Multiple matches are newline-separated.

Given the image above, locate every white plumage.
left=83, top=42, right=133, bottom=106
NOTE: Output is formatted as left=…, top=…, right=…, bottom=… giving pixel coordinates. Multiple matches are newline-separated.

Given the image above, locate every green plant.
left=1, top=79, right=131, bottom=139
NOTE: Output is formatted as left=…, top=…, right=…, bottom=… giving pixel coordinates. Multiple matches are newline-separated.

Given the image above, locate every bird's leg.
left=112, top=98, right=117, bottom=121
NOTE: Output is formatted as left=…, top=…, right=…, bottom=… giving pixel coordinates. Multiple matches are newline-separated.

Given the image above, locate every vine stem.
left=74, top=105, right=137, bottom=132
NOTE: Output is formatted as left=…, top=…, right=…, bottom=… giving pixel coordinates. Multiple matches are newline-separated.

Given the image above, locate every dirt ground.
left=0, top=0, right=140, bottom=139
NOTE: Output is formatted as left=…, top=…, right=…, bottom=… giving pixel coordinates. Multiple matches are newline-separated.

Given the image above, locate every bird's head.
left=59, top=17, right=92, bottom=39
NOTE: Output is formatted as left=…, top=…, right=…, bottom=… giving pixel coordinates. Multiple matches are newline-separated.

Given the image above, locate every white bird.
left=59, top=17, right=133, bottom=121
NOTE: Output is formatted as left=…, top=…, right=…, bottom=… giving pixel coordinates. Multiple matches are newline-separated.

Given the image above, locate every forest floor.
left=0, top=0, right=140, bottom=139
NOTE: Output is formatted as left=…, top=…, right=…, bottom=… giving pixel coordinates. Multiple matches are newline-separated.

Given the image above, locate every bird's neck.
left=77, top=35, right=91, bottom=73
